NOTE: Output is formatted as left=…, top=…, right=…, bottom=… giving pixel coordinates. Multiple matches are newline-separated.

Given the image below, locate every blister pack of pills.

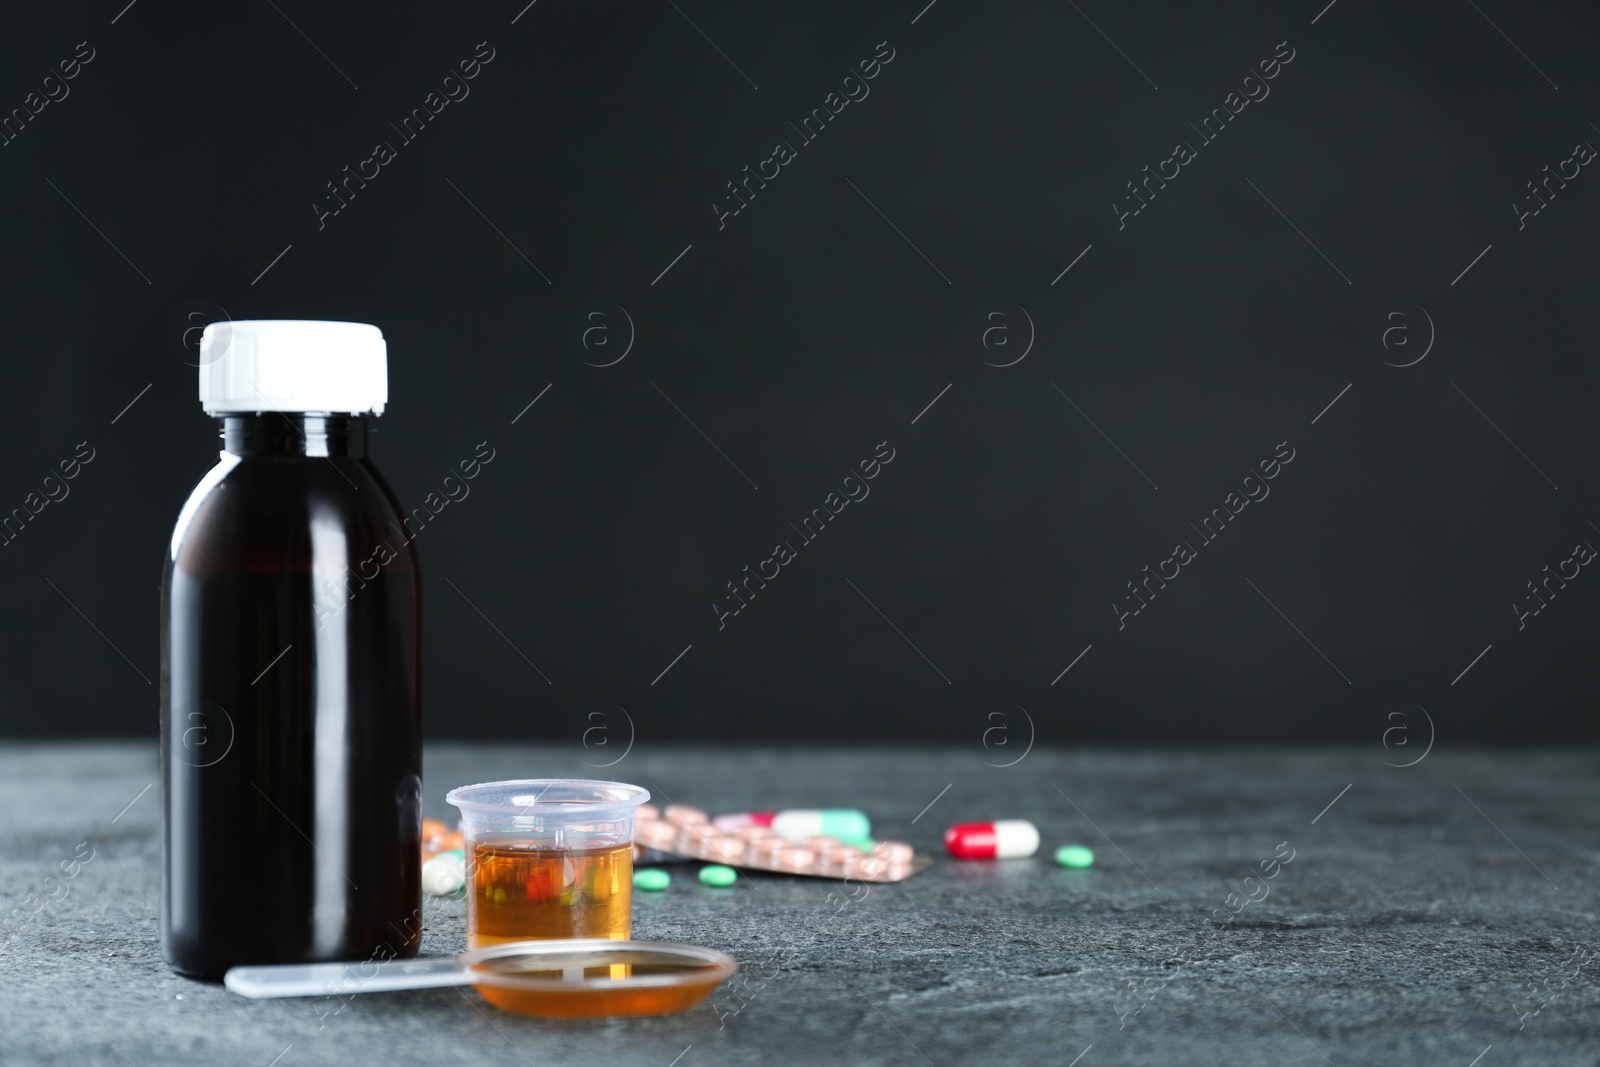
left=632, top=804, right=930, bottom=883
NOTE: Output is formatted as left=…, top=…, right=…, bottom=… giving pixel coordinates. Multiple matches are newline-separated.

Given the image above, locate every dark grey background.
left=1, top=0, right=1595, bottom=743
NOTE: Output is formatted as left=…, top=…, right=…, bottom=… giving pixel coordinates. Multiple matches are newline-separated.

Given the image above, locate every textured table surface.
left=1, top=742, right=1596, bottom=1066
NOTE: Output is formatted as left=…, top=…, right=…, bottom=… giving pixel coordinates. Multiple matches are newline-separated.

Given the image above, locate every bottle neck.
left=220, top=414, right=371, bottom=458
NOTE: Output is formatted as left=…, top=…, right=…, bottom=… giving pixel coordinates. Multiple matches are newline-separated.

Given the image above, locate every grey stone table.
left=1, top=743, right=1596, bottom=1066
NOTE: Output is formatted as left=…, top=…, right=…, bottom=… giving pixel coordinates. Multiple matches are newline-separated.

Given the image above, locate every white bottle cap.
left=198, top=320, right=387, bottom=415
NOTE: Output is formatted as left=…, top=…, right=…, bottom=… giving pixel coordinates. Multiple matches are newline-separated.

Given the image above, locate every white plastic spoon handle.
left=224, top=957, right=473, bottom=998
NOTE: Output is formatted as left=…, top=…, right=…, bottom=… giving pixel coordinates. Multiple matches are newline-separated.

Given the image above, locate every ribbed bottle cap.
left=198, top=320, right=387, bottom=415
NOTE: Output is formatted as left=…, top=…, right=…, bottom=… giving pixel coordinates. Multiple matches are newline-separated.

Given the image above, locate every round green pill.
left=1055, top=845, right=1095, bottom=869
left=633, top=868, right=671, bottom=891
left=698, top=864, right=738, bottom=887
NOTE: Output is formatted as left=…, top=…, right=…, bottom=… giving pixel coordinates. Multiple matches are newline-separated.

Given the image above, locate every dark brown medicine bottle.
left=161, top=320, right=421, bottom=980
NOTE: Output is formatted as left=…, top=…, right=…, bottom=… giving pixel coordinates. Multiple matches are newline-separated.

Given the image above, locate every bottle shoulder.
left=167, top=453, right=418, bottom=574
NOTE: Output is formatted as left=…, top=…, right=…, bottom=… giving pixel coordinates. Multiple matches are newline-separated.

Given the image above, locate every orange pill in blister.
left=772, top=847, right=817, bottom=872
left=870, top=841, right=914, bottom=864
left=734, top=826, right=775, bottom=842
left=636, top=803, right=661, bottom=821
left=845, top=855, right=888, bottom=880
left=751, top=837, right=788, bottom=860
left=817, top=846, right=860, bottom=870
left=664, top=804, right=708, bottom=826
left=636, top=820, right=678, bottom=849
left=677, top=831, right=718, bottom=857
left=422, top=818, right=449, bottom=840
left=702, top=837, right=745, bottom=863
left=801, top=836, right=841, bottom=851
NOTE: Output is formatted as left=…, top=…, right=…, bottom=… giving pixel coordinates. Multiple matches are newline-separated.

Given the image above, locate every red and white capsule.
left=943, top=819, right=1040, bottom=860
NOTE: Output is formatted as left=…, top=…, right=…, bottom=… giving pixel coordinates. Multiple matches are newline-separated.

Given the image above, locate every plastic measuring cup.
left=446, top=779, right=650, bottom=947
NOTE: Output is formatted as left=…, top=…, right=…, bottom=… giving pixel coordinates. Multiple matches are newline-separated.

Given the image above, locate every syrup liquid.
left=468, top=842, right=633, bottom=946
left=472, top=953, right=725, bottom=1018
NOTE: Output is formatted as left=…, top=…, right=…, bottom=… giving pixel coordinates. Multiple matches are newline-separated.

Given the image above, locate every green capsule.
left=821, top=810, right=871, bottom=840
left=698, top=864, right=738, bottom=887
left=1054, top=845, right=1095, bottom=869
left=772, top=809, right=871, bottom=842
left=633, top=868, right=671, bottom=891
